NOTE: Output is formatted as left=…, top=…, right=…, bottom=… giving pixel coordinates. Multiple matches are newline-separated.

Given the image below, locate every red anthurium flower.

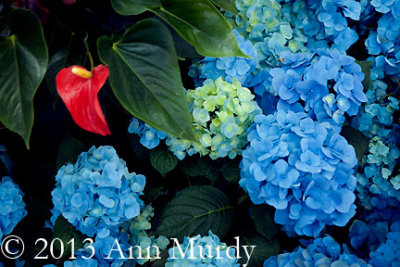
left=56, top=65, right=111, bottom=136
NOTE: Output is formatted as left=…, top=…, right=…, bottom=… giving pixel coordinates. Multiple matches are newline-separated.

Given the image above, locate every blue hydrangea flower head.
left=51, top=146, right=145, bottom=237
left=165, top=230, right=240, bottom=267
left=240, top=109, right=358, bottom=237
left=0, top=176, right=27, bottom=242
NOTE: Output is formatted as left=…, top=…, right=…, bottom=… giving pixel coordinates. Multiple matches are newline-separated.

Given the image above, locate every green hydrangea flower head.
left=166, top=77, right=261, bottom=160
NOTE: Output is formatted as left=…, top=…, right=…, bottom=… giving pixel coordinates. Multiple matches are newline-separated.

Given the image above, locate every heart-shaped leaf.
left=98, top=18, right=194, bottom=140
left=0, top=9, right=48, bottom=148
left=56, top=65, right=111, bottom=136
left=150, top=148, right=178, bottom=177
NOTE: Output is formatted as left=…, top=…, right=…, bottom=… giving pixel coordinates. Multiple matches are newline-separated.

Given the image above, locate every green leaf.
left=98, top=18, right=195, bottom=140
left=249, top=205, right=280, bottom=241
left=154, top=185, right=234, bottom=240
left=52, top=216, right=86, bottom=259
left=240, top=234, right=279, bottom=266
left=220, top=162, right=240, bottom=183
left=356, top=60, right=372, bottom=91
left=56, top=134, right=86, bottom=169
left=111, top=0, right=161, bottom=15
left=150, top=148, right=178, bottom=176
left=150, top=0, right=248, bottom=57
left=0, top=9, right=48, bottom=148
left=341, top=126, right=369, bottom=164
left=209, top=0, right=238, bottom=15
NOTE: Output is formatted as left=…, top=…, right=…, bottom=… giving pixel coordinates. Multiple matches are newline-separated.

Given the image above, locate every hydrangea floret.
left=0, top=176, right=27, bottom=242
left=51, top=146, right=145, bottom=237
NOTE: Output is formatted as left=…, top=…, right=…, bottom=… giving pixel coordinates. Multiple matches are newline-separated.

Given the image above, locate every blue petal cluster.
left=51, top=146, right=145, bottom=237
left=128, top=118, right=167, bottom=150
left=165, top=230, right=239, bottom=267
left=0, top=176, right=27, bottom=242
left=264, top=235, right=369, bottom=266
left=240, top=109, right=358, bottom=237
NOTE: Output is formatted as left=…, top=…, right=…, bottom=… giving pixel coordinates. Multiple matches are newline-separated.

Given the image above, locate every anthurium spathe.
left=56, top=65, right=111, bottom=136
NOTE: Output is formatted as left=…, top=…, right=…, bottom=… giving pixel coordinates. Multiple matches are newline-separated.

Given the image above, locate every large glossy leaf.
left=111, top=0, right=247, bottom=57
left=154, top=185, right=234, bottom=240
left=0, top=9, right=48, bottom=148
left=98, top=18, right=194, bottom=140
left=111, top=0, right=160, bottom=15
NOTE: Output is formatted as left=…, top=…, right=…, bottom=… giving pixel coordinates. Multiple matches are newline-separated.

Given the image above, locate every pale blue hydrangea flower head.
left=165, top=230, right=240, bottom=267
left=0, top=177, right=27, bottom=242
left=51, top=146, right=145, bottom=237
left=166, top=78, right=261, bottom=160
left=264, top=236, right=369, bottom=266
left=240, top=108, right=358, bottom=237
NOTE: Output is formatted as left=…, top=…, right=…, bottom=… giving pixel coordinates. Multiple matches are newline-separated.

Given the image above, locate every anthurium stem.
left=88, top=51, right=94, bottom=71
